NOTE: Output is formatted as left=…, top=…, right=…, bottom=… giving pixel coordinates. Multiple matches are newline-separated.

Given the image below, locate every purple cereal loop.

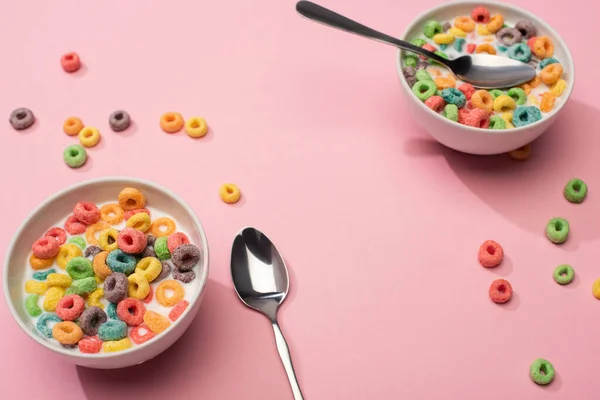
left=496, top=27, right=522, bottom=47
left=103, top=272, right=128, bottom=303
left=402, top=66, right=416, bottom=78
left=173, top=268, right=196, bottom=283
left=140, top=246, right=157, bottom=259
left=441, top=21, right=451, bottom=32
left=146, top=234, right=156, bottom=247
left=515, top=20, right=537, bottom=39
left=155, top=261, right=172, bottom=282
left=9, top=107, right=35, bottom=130
left=416, top=60, right=429, bottom=70
left=79, top=306, right=108, bottom=336
left=109, top=110, right=131, bottom=132
left=171, top=244, right=201, bottom=271
left=84, top=245, right=102, bottom=259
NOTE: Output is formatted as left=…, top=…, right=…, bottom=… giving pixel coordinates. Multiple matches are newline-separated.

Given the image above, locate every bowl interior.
left=4, top=177, right=209, bottom=358
left=398, top=0, right=574, bottom=129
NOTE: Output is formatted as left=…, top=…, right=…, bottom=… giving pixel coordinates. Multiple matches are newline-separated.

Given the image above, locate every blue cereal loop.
left=98, top=320, right=128, bottom=341
left=453, top=37, right=465, bottom=52
left=539, top=57, right=559, bottom=69
left=32, top=268, right=56, bottom=281
left=37, top=313, right=62, bottom=338
left=441, top=88, right=466, bottom=108
left=513, top=106, right=542, bottom=127
left=107, top=302, right=119, bottom=319
left=507, top=43, right=531, bottom=63
left=106, top=249, right=137, bottom=275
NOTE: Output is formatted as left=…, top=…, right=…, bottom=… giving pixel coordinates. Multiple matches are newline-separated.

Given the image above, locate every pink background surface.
left=0, top=0, right=597, bottom=398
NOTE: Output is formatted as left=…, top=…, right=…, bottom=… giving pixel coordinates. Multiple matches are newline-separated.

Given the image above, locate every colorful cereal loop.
left=56, top=294, right=86, bottom=321
left=219, top=184, right=242, bottom=204
left=79, top=335, right=102, bottom=354
left=126, top=212, right=151, bottom=232
left=476, top=44, right=496, bottom=55
left=470, top=90, right=494, bottom=113
left=47, top=273, right=72, bottom=288
left=98, top=228, right=119, bottom=252
left=149, top=217, right=177, bottom=238
left=37, top=314, right=62, bottom=338
left=449, top=27, right=466, bottom=38
left=423, top=20, right=443, bottom=38
left=78, top=127, right=101, bottom=148
left=25, top=295, right=42, bottom=317
left=143, top=310, right=171, bottom=334
left=99, top=203, right=124, bottom=225
left=553, top=265, right=575, bottom=285
left=103, top=337, right=133, bottom=353
left=136, top=257, right=163, bottom=282
left=88, top=288, right=105, bottom=309
left=52, top=321, right=84, bottom=344
left=63, top=117, right=84, bottom=136
left=43, top=286, right=65, bottom=312
left=532, top=36, right=554, bottom=58
left=128, top=272, right=151, bottom=300
left=160, top=112, right=185, bottom=133
left=29, top=253, right=54, bottom=270
left=476, top=24, right=492, bottom=36
left=433, top=33, right=454, bottom=45
left=25, top=280, right=48, bottom=295
left=530, top=358, right=555, bottom=385
left=489, top=279, right=512, bottom=304
left=540, top=64, right=563, bottom=85
left=454, top=16, right=475, bottom=32
left=540, top=92, right=555, bottom=113
left=85, top=221, right=110, bottom=246
left=131, top=323, right=156, bottom=344
left=93, top=251, right=112, bottom=279
left=156, top=280, right=185, bottom=307
left=184, top=117, right=209, bottom=138
left=486, top=14, right=504, bottom=33
left=493, top=95, right=516, bottom=113
left=169, top=300, right=190, bottom=321
left=118, top=187, right=146, bottom=211
left=563, top=178, right=587, bottom=203
left=434, top=76, right=456, bottom=90
left=550, top=79, right=567, bottom=96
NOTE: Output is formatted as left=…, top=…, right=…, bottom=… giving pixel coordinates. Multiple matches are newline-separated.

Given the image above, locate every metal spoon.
left=296, top=1, right=536, bottom=88
left=231, top=227, right=304, bottom=400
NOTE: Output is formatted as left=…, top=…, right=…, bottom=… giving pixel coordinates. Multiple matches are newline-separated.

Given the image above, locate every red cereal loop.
left=64, top=215, right=86, bottom=235
left=32, top=236, right=60, bottom=259
left=458, top=83, right=475, bottom=100
left=527, top=37, right=538, bottom=52
left=124, top=208, right=151, bottom=220
left=471, top=6, right=490, bottom=23
left=458, top=108, right=470, bottom=124
left=478, top=240, right=504, bottom=268
left=117, top=297, right=146, bottom=326
left=489, top=279, right=512, bottom=304
left=56, top=294, right=86, bottom=321
left=143, top=285, right=154, bottom=304
left=464, top=108, right=490, bottom=128
left=78, top=335, right=102, bottom=354
left=466, top=43, right=476, bottom=54
left=44, top=227, right=67, bottom=245
left=167, top=232, right=190, bottom=254
left=61, top=52, right=81, bottom=73
left=420, top=43, right=436, bottom=60
left=131, top=323, right=156, bottom=345
left=424, top=96, right=445, bottom=112
left=169, top=300, right=190, bottom=322
left=73, top=201, right=100, bottom=225
left=117, top=227, right=147, bottom=254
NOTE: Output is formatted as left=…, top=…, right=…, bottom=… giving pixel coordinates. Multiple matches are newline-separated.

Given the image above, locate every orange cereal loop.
left=508, top=144, right=532, bottom=161
left=470, top=90, right=494, bottom=113
left=533, top=36, right=554, bottom=59
left=52, top=321, right=83, bottom=344
left=160, top=112, right=184, bottom=133
left=434, top=76, right=456, bottom=90
left=29, top=254, right=54, bottom=270
left=85, top=221, right=110, bottom=246
left=156, top=280, right=185, bottom=307
left=483, top=37, right=494, bottom=43
left=118, top=187, right=146, bottom=211
left=143, top=311, right=171, bottom=334
left=528, top=75, right=541, bottom=89
left=219, top=183, right=241, bottom=204
left=93, top=251, right=112, bottom=279
left=519, top=83, right=531, bottom=95
left=430, top=69, right=441, bottom=77
left=63, top=117, right=83, bottom=136
left=540, top=92, right=556, bottom=113
left=540, top=64, right=563, bottom=86
left=99, top=203, right=124, bottom=225
left=149, top=217, right=176, bottom=238
left=454, top=16, right=475, bottom=32
left=486, top=14, right=504, bottom=34
left=476, top=44, right=496, bottom=55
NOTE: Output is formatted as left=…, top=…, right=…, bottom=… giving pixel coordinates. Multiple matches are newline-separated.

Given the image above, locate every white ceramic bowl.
left=3, top=177, right=210, bottom=369
left=396, top=0, right=575, bottom=155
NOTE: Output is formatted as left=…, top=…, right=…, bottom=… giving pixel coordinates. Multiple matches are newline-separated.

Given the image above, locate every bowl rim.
left=395, top=0, right=575, bottom=134
left=3, top=176, right=210, bottom=359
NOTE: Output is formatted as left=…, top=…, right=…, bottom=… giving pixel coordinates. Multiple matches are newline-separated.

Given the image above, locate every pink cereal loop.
left=424, top=96, right=445, bottom=112
left=420, top=43, right=436, bottom=60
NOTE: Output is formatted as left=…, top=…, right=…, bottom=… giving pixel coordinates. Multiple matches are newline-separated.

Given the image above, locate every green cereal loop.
left=154, top=237, right=171, bottom=260
left=32, top=268, right=56, bottom=281
left=488, top=89, right=504, bottom=99
left=66, top=257, right=94, bottom=280
left=530, top=358, right=555, bottom=385
left=443, top=104, right=458, bottom=122
left=431, top=50, right=448, bottom=66
left=439, top=44, right=447, bottom=51
left=404, top=54, right=417, bottom=68
left=68, top=236, right=86, bottom=250
left=489, top=115, right=506, bottom=129
left=411, top=80, right=437, bottom=101
left=454, top=37, right=465, bottom=52
left=553, top=264, right=575, bottom=285
left=415, top=69, right=432, bottom=82
left=497, top=45, right=507, bottom=52
left=66, top=276, right=97, bottom=295
left=25, top=295, right=42, bottom=317
left=423, top=20, right=443, bottom=38
left=507, top=88, right=527, bottom=105
left=411, top=38, right=427, bottom=47
left=63, top=144, right=87, bottom=169
left=563, top=178, right=587, bottom=203
left=545, top=217, right=569, bottom=244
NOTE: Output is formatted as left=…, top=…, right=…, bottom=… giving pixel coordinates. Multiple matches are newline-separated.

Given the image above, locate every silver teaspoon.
left=231, top=227, right=304, bottom=400
left=296, top=1, right=536, bottom=88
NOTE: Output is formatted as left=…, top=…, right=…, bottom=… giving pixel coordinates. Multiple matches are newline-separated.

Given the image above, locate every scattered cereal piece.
left=9, top=107, right=35, bottom=130
left=489, top=279, right=512, bottom=304
left=63, top=117, right=84, bottom=136
left=515, top=20, right=537, bottom=39
left=512, top=106, right=542, bottom=127
left=563, top=178, right=587, bottom=203
left=160, top=112, right=184, bottom=133
left=109, top=110, right=131, bottom=132
left=496, top=27, right=522, bottom=46
left=154, top=237, right=171, bottom=260
left=545, top=217, right=569, bottom=244
left=478, top=240, right=503, bottom=268
left=156, top=261, right=172, bottom=282
left=88, top=288, right=105, bottom=309
left=423, top=20, right=443, bottom=38
left=508, top=144, right=531, bottom=161
left=167, top=232, right=190, bottom=254
left=65, top=215, right=87, bottom=236
left=471, top=6, right=490, bottom=23
left=156, top=280, right=185, bottom=307
left=553, top=265, right=574, bottom=285
left=173, top=268, right=196, bottom=283
left=172, top=243, right=201, bottom=271
left=66, top=276, right=97, bottom=295
left=61, top=52, right=81, bottom=72
left=219, top=183, right=241, bottom=204
left=124, top=208, right=151, bottom=221
left=184, top=117, right=208, bottom=138
left=593, top=279, right=600, bottom=299
left=530, top=358, right=555, bottom=385
left=45, top=227, right=67, bottom=245
left=78, top=127, right=101, bottom=148
left=63, top=144, right=87, bottom=169
left=85, top=221, right=110, bottom=245
left=117, top=227, right=147, bottom=254
left=92, top=251, right=112, bottom=279
left=85, top=245, right=103, bottom=260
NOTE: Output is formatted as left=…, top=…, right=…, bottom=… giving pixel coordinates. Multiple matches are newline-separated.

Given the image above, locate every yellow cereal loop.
left=56, top=243, right=83, bottom=269
left=449, top=27, right=466, bottom=38
left=501, top=112, right=514, bottom=129
left=78, top=126, right=101, bottom=148
left=25, top=280, right=48, bottom=295
left=593, top=279, right=600, bottom=299
left=47, top=273, right=72, bottom=288
left=86, top=221, right=110, bottom=246
left=219, top=183, right=241, bottom=204
left=88, top=288, right=105, bottom=309
left=98, top=228, right=119, bottom=251
left=550, top=79, right=567, bottom=96
left=103, top=337, right=132, bottom=353
left=128, top=272, right=150, bottom=300
left=143, top=311, right=171, bottom=334
left=184, top=117, right=209, bottom=138
left=508, top=144, right=532, bottom=161
left=126, top=212, right=151, bottom=232
left=528, top=95, right=540, bottom=106
left=29, top=254, right=54, bottom=270
left=95, top=275, right=104, bottom=284
left=476, top=24, right=491, bottom=36
left=43, top=287, right=65, bottom=312
left=135, top=257, right=162, bottom=282
left=493, top=95, right=517, bottom=113
left=433, top=33, right=454, bottom=44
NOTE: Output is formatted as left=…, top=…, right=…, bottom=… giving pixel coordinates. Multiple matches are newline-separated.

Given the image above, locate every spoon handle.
left=272, top=320, right=305, bottom=399
left=295, top=1, right=450, bottom=66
